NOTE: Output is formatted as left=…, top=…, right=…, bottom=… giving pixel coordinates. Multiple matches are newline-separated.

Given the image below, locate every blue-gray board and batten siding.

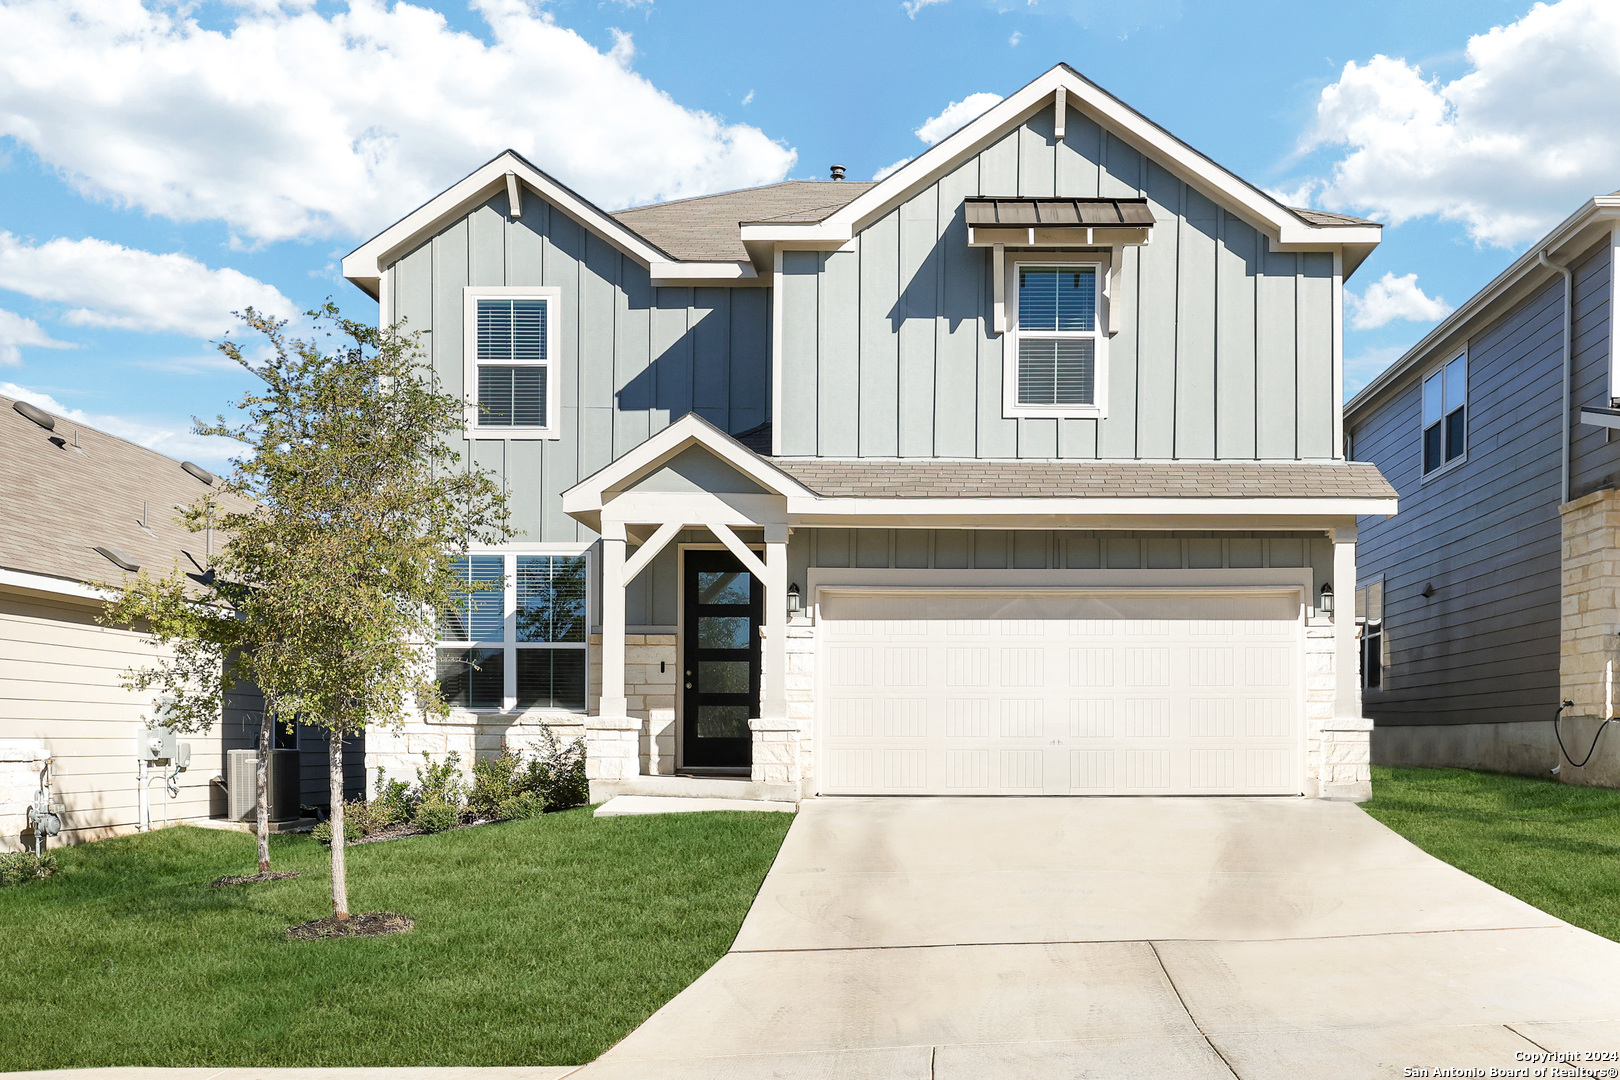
left=776, top=105, right=1339, bottom=462
left=1351, top=237, right=1612, bottom=727
left=385, top=187, right=772, bottom=545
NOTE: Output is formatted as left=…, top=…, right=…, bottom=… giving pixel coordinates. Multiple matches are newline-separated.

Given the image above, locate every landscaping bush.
left=0, top=851, right=57, bottom=887
left=415, top=751, right=466, bottom=809
left=312, top=798, right=402, bottom=845
left=372, top=770, right=413, bottom=823
left=495, top=792, right=546, bottom=820
left=532, top=726, right=589, bottom=811
left=467, top=749, right=523, bottom=820
left=412, top=798, right=460, bottom=834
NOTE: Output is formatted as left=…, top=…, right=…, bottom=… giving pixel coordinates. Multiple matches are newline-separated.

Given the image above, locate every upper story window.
left=436, top=552, right=588, bottom=712
left=463, top=287, right=561, bottom=440
left=1422, top=353, right=1466, bottom=475
left=1005, top=261, right=1108, bottom=419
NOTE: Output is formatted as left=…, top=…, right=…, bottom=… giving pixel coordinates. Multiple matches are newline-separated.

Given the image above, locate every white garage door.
left=818, top=590, right=1302, bottom=796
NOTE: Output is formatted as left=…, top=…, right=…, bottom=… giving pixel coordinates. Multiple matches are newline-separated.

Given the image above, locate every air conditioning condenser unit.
left=226, top=748, right=300, bottom=821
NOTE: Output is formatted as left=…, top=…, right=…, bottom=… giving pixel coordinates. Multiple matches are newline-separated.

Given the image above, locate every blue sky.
left=0, top=0, right=1615, bottom=467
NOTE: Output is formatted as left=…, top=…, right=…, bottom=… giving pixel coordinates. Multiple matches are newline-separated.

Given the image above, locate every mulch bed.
left=209, top=871, right=301, bottom=888
left=286, top=911, right=414, bottom=940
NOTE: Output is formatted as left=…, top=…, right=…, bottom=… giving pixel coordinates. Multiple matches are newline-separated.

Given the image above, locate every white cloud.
left=902, top=0, right=949, bottom=16
left=1344, top=345, right=1408, bottom=399
left=1009, top=30, right=1023, bottom=46
left=0, top=233, right=297, bottom=338
left=0, top=0, right=797, bottom=244
left=1297, top=0, right=1620, bottom=247
left=0, top=381, right=238, bottom=467
left=872, top=158, right=912, bottom=181
left=1346, top=271, right=1453, bottom=331
left=916, top=92, right=1004, bottom=146
left=741, top=89, right=755, bottom=107
left=0, top=307, right=72, bottom=365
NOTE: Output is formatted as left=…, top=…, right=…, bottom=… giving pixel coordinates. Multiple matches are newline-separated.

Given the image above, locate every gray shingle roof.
left=612, top=180, right=876, bottom=262
left=0, top=395, right=246, bottom=591
left=768, top=458, right=1396, bottom=500
left=1289, top=207, right=1380, bottom=227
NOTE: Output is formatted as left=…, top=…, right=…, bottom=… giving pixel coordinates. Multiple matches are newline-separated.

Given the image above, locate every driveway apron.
left=574, top=797, right=1620, bottom=1079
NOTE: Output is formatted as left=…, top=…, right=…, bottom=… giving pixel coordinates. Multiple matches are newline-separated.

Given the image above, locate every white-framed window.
left=1421, top=352, right=1466, bottom=475
left=463, top=286, right=562, bottom=440
left=1356, top=577, right=1386, bottom=691
left=436, top=550, right=589, bottom=712
left=1004, top=258, right=1110, bottom=419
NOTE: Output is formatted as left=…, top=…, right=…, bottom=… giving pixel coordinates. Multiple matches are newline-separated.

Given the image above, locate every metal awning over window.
left=965, top=197, right=1154, bottom=248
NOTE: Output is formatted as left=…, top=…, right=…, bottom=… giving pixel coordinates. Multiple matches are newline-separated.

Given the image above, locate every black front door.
left=681, top=550, right=761, bottom=770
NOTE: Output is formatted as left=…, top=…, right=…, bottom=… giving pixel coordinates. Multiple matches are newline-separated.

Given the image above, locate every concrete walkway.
left=575, top=797, right=1620, bottom=1079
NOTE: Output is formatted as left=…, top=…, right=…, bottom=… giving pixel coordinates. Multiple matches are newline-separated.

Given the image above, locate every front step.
left=590, top=775, right=799, bottom=804
left=594, top=795, right=796, bottom=818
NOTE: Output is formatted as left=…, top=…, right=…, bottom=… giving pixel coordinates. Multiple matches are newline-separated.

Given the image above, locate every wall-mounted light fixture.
left=1318, top=582, right=1334, bottom=614
left=787, top=582, right=802, bottom=616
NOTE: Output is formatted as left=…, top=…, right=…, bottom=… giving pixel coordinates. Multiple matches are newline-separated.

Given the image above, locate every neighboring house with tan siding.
left=0, top=394, right=361, bottom=851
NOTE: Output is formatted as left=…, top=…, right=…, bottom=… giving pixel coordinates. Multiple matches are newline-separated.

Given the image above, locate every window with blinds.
left=1008, top=264, right=1104, bottom=416
left=472, top=296, right=550, bottom=430
left=437, top=552, right=589, bottom=712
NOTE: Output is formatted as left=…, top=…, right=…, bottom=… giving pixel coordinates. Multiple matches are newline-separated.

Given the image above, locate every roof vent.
left=181, top=461, right=216, bottom=486
left=94, top=546, right=141, bottom=573
left=829, top=164, right=846, bottom=181
left=13, top=400, right=55, bottom=430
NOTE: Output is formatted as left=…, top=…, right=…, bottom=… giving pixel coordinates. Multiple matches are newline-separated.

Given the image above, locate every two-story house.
left=1347, top=193, right=1620, bottom=787
left=342, top=65, right=1394, bottom=803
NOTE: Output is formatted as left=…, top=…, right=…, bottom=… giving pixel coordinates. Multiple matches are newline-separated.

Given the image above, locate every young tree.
left=111, top=303, right=508, bottom=919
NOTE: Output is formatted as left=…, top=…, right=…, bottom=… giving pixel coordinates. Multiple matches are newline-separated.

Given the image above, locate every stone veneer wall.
left=587, top=632, right=678, bottom=775
left=1555, top=489, right=1620, bottom=787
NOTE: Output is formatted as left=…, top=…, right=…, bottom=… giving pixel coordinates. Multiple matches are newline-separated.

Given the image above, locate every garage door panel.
left=819, top=589, right=1304, bottom=796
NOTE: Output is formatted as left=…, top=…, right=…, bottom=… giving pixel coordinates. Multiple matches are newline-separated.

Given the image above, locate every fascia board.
left=1346, top=199, right=1620, bottom=421
left=648, top=261, right=759, bottom=284
left=0, top=568, right=110, bottom=603
left=800, top=66, right=1374, bottom=253
left=784, top=496, right=1397, bottom=519
left=560, top=414, right=816, bottom=513
left=342, top=153, right=744, bottom=295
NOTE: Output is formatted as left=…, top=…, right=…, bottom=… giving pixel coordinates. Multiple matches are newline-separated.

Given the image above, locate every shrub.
left=413, top=798, right=460, bottom=834
left=533, top=726, right=589, bottom=811
left=0, top=851, right=57, bottom=887
left=311, top=811, right=360, bottom=846
left=467, top=748, right=523, bottom=820
left=496, top=792, right=546, bottom=820
left=372, top=768, right=413, bottom=823
left=415, top=751, right=465, bottom=809
left=312, top=798, right=401, bottom=844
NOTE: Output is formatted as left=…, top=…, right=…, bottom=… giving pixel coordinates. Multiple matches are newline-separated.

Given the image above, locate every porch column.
left=1322, top=525, right=1372, bottom=801
left=749, top=523, right=799, bottom=791
left=599, top=526, right=628, bottom=719
left=761, top=524, right=789, bottom=723
left=584, top=526, right=640, bottom=789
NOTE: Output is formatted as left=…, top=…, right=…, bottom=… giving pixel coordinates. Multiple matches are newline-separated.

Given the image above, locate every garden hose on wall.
left=1551, top=700, right=1618, bottom=769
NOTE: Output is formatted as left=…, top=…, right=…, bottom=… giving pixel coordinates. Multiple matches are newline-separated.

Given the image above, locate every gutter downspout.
left=1540, top=250, right=1574, bottom=504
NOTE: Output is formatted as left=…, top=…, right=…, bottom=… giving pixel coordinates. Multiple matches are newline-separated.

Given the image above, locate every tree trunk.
left=329, top=726, right=349, bottom=920
left=256, top=709, right=272, bottom=875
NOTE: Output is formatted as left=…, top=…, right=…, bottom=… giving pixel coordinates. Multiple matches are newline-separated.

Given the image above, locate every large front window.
left=437, top=553, right=588, bottom=712
left=1005, top=262, right=1107, bottom=418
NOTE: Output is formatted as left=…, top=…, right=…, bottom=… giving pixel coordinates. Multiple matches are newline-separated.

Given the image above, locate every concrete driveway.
left=576, top=797, right=1620, bottom=1079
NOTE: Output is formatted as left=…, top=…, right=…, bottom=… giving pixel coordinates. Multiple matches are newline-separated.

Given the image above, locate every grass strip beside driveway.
left=0, top=807, right=791, bottom=1069
left=1364, top=764, right=1620, bottom=942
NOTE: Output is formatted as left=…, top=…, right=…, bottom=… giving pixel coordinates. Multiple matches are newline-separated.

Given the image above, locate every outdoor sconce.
left=1318, top=582, right=1334, bottom=615
left=787, top=582, right=802, bottom=616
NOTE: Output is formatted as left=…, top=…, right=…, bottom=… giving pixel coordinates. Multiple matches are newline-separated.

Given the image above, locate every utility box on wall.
left=225, top=749, right=300, bottom=821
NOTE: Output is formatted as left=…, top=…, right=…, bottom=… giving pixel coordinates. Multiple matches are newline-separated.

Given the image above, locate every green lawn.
left=0, top=808, right=792, bottom=1069
left=1364, top=764, right=1620, bottom=942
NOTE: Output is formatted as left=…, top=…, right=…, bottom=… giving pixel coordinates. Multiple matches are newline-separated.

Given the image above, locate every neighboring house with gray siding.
left=1346, top=193, right=1620, bottom=787
left=343, top=64, right=1394, bottom=803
